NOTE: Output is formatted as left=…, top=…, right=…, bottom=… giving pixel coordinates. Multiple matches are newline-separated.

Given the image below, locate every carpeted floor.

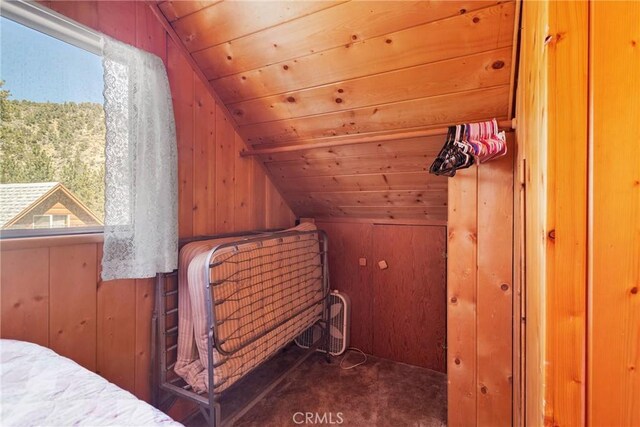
left=186, top=345, right=447, bottom=427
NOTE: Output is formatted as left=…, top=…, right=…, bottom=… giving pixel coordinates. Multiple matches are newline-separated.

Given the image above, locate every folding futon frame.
left=151, top=228, right=331, bottom=427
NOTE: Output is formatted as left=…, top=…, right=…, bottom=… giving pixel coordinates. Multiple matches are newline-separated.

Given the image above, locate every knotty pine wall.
left=447, top=133, right=514, bottom=427
left=590, top=2, right=640, bottom=425
left=516, top=2, right=589, bottom=426
left=0, top=0, right=294, bottom=404
left=517, top=1, right=640, bottom=426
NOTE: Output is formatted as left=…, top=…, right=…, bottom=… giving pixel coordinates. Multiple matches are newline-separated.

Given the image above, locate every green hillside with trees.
left=0, top=81, right=105, bottom=218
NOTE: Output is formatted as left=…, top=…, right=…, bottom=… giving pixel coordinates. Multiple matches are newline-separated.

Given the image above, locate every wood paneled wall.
left=447, top=134, right=514, bottom=427
left=517, top=1, right=640, bottom=425
left=1, top=0, right=294, bottom=406
left=314, top=221, right=373, bottom=353
left=0, top=237, right=154, bottom=400
left=590, top=2, right=640, bottom=425
left=316, top=220, right=447, bottom=372
left=370, top=224, right=446, bottom=371
left=543, top=3, right=589, bottom=426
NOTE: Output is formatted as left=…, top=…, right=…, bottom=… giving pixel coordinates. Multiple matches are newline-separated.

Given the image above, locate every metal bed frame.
left=152, top=229, right=330, bottom=427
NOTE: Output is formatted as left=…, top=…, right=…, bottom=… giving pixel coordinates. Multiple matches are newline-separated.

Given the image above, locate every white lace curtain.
left=101, top=36, right=178, bottom=281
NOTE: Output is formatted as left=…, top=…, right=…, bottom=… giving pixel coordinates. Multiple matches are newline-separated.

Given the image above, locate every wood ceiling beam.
left=241, top=119, right=515, bottom=157
left=313, top=217, right=448, bottom=227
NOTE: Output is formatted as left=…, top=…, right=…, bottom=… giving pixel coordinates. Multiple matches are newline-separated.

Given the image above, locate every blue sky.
left=1, top=16, right=103, bottom=104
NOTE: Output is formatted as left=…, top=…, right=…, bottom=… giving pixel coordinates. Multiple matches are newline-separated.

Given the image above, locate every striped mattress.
left=174, top=223, right=324, bottom=393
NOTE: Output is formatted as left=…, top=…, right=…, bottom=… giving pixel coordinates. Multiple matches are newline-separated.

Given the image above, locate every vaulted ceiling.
left=156, top=0, right=518, bottom=223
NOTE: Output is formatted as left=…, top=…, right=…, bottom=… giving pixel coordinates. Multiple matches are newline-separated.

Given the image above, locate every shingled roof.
left=0, top=182, right=60, bottom=227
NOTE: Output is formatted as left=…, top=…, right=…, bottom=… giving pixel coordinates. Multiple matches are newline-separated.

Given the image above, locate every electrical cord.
left=339, top=347, right=367, bottom=370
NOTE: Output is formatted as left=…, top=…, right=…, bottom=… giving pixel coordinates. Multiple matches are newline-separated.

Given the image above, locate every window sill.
left=0, top=230, right=104, bottom=250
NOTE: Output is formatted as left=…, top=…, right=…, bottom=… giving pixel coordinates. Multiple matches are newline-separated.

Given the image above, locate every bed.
left=155, top=223, right=330, bottom=426
left=0, top=339, right=181, bottom=427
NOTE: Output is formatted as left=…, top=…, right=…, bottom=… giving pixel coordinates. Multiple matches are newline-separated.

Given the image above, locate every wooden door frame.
left=515, top=1, right=589, bottom=426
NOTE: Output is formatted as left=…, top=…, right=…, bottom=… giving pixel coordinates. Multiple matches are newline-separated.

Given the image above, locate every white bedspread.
left=0, top=339, right=182, bottom=427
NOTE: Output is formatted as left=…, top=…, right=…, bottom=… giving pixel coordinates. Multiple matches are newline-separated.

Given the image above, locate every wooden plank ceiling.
left=157, top=0, right=518, bottom=223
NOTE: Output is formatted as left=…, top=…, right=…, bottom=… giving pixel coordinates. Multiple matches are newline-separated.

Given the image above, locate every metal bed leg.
left=323, top=299, right=331, bottom=364
left=151, top=274, right=159, bottom=407
left=199, top=407, right=210, bottom=425
left=202, top=401, right=220, bottom=427
left=214, top=402, right=221, bottom=427
left=322, top=231, right=332, bottom=364
left=200, top=403, right=221, bottom=427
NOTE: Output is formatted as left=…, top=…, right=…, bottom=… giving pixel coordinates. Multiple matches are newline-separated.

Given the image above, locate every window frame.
left=1, top=1, right=101, bottom=55
left=32, top=214, right=53, bottom=229
left=52, top=214, right=70, bottom=228
left=1, top=226, right=104, bottom=240
left=32, top=214, right=71, bottom=229
left=1, top=1, right=105, bottom=240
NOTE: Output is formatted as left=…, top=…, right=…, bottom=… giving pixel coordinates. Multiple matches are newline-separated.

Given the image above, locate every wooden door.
left=371, top=225, right=447, bottom=371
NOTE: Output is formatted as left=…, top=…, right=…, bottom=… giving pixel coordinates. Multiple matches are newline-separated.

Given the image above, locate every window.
left=52, top=214, right=70, bottom=227
left=33, top=214, right=70, bottom=229
left=0, top=7, right=104, bottom=237
left=32, top=215, right=52, bottom=229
